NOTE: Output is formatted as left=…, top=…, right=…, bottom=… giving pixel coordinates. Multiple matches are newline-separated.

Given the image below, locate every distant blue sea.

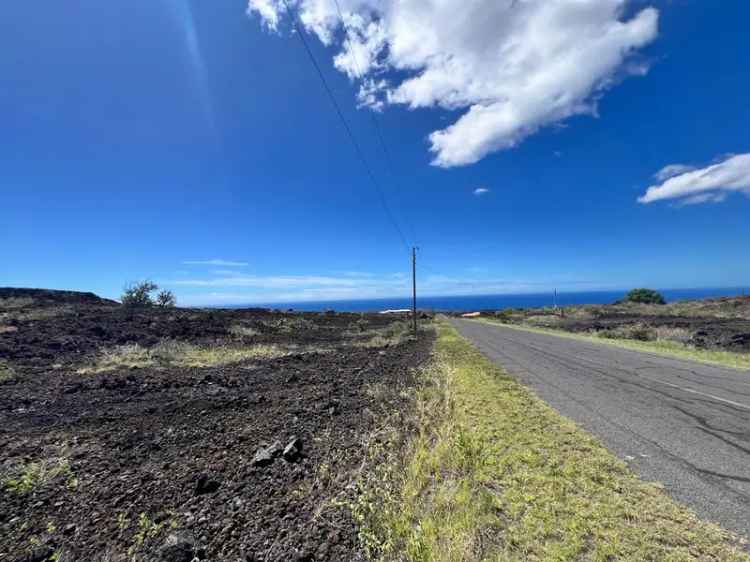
left=233, top=287, right=749, bottom=313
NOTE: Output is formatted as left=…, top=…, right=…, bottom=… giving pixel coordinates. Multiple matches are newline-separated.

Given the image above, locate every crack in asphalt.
left=450, top=319, right=750, bottom=538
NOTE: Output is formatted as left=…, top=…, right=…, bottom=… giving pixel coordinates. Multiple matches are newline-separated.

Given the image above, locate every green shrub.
left=121, top=281, right=158, bottom=307
left=121, top=282, right=176, bottom=308
left=623, top=288, right=666, bottom=305
left=155, top=289, right=176, bottom=308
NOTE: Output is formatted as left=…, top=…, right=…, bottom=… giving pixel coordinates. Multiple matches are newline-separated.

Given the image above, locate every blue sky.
left=2, top=0, right=749, bottom=306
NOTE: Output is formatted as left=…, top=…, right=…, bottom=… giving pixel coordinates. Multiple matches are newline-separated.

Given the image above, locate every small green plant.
left=3, top=457, right=73, bottom=495
left=623, top=288, right=666, bottom=305
left=128, top=512, right=168, bottom=556
left=0, top=359, right=15, bottom=382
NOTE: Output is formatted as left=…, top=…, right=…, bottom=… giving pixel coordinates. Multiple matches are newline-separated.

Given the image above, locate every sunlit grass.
left=78, top=340, right=288, bottom=373
left=355, top=320, right=748, bottom=561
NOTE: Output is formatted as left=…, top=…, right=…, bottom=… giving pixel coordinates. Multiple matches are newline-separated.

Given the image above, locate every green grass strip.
left=360, top=320, right=748, bottom=561
left=475, top=318, right=750, bottom=371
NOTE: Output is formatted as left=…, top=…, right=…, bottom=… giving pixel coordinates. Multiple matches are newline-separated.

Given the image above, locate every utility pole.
left=412, top=247, right=418, bottom=338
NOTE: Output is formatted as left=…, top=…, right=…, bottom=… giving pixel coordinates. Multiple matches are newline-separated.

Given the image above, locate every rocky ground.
left=0, top=289, right=433, bottom=562
left=470, top=295, right=750, bottom=352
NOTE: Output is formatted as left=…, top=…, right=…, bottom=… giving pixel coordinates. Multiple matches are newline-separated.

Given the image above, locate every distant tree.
left=121, top=280, right=158, bottom=307
left=155, top=289, right=177, bottom=308
left=624, top=288, right=666, bottom=305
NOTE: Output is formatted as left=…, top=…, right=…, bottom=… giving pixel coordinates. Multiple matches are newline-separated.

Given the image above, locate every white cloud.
left=247, top=0, right=658, bottom=167
left=638, top=153, right=750, bottom=205
left=653, top=164, right=696, bottom=182
left=172, top=274, right=369, bottom=289
left=473, top=187, right=490, bottom=196
left=183, top=259, right=249, bottom=267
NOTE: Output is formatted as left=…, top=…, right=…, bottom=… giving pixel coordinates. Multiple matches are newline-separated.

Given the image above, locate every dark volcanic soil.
left=0, top=291, right=433, bottom=562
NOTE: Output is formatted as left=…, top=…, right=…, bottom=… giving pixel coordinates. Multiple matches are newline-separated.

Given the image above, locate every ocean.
left=236, top=287, right=749, bottom=313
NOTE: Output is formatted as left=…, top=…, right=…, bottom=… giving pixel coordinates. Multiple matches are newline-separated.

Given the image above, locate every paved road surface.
left=451, top=318, right=750, bottom=537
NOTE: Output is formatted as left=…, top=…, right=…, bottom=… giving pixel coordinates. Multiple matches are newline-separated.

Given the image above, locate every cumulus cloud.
left=638, top=153, right=750, bottom=205
left=183, top=259, right=249, bottom=267
left=247, top=0, right=658, bottom=167
left=473, top=187, right=490, bottom=196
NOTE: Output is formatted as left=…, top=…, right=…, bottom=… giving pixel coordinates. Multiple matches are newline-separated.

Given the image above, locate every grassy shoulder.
left=475, top=317, right=750, bottom=371
left=354, top=320, right=748, bottom=561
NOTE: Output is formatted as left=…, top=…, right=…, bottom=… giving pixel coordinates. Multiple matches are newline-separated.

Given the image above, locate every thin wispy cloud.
left=653, top=164, right=697, bottom=182
left=170, top=273, right=399, bottom=289
left=248, top=0, right=658, bottom=167
left=170, top=270, right=602, bottom=306
left=639, top=153, right=750, bottom=205
left=473, top=187, right=490, bottom=196
left=183, top=259, right=249, bottom=267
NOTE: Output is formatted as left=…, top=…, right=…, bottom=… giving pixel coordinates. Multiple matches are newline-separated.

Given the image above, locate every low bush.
left=623, top=288, right=666, bottom=305
left=155, top=290, right=176, bottom=308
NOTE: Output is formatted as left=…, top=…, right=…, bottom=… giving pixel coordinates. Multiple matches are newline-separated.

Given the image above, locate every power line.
left=331, top=0, right=419, bottom=246
left=280, top=0, right=411, bottom=253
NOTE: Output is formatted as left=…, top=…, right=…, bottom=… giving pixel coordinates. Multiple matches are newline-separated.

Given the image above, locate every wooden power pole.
left=412, top=247, right=418, bottom=338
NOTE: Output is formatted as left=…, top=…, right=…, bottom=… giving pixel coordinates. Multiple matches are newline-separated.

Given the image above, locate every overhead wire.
left=280, top=0, right=412, bottom=253
left=330, top=0, right=419, bottom=247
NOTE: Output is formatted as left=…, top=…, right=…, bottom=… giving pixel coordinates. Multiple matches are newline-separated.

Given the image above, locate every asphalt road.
left=450, top=318, right=750, bottom=537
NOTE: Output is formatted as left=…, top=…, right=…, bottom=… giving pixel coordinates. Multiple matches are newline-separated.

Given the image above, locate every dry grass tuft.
left=0, top=297, right=35, bottom=309
left=597, top=322, right=657, bottom=341
left=228, top=324, right=260, bottom=338
left=262, top=316, right=318, bottom=334
left=353, top=321, right=413, bottom=348
left=78, top=340, right=288, bottom=373
left=655, top=325, right=693, bottom=344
